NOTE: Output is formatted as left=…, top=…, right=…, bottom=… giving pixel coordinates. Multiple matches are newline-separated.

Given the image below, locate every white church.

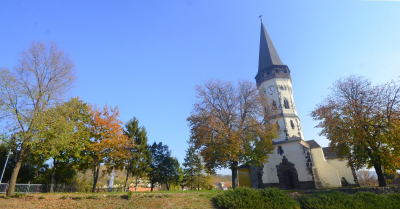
left=238, top=22, right=358, bottom=190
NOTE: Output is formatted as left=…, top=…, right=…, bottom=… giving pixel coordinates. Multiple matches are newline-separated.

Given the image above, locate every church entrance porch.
left=276, top=156, right=300, bottom=190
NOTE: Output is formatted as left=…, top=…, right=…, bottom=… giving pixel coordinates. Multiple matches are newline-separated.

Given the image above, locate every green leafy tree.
left=148, top=142, right=169, bottom=191
left=183, top=145, right=207, bottom=190
left=0, top=41, right=76, bottom=196
left=0, top=141, right=47, bottom=184
left=311, top=75, right=400, bottom=187
left=34, top=97, right=92, bottom=192
left=161, top=157, right=182, bottom=191
left=124, top=117, right=151, bottom=191
left=149, top=142, right=180, bottom=191
left=187, top=79, right=278, bottom=189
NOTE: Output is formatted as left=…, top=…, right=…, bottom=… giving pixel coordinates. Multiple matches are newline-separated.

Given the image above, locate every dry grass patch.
left=0, top=192, right=217, bottom=209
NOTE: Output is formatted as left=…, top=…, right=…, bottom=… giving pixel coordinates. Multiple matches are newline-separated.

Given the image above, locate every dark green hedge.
left=298, top=191, right=400, bottom=209
left=214, top=187, right=299, bottom=209
left=215, top=187, right=400, bottom=209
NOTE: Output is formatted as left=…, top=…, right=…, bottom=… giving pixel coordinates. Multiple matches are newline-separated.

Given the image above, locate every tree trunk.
left=135, top=176, right=139, bottom=192
left=374, top=163, right=387, bottom=187
left=6, top=148, right=25, bottom=197
left=50, top=158, right=58, bottom=193
left=231, top=161, right=238, bottom=189
left=197, top=174, right=200, bottom=190
left=124, top=170, right=129, bottom=192
left=166, top=181, right=170, bottom=191
left=92, top=165, right=100, bottom=192
left=150, top=179, right=154, bottom=192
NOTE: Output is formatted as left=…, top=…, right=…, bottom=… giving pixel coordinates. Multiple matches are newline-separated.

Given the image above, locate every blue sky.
left=1, top=1, right=400, bottom=174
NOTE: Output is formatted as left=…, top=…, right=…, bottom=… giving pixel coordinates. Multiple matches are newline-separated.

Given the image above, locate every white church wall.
left=310, top=148, right=342, bottom=188
left=326, top=159, right=356, bottom=184
left=262, top=141, right=313, bottom=184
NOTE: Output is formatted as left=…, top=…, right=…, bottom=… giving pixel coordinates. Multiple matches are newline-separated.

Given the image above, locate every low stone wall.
left=304, top=186, right=400, bottom=195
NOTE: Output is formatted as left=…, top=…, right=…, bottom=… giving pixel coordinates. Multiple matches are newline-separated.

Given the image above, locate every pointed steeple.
left=258, top=22, right=283, bottom=71
left=255, top=22, right=291, bottom=87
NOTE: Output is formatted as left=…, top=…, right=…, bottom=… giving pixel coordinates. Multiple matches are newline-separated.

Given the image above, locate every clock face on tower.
left=267, top=86, right=275, bottom=95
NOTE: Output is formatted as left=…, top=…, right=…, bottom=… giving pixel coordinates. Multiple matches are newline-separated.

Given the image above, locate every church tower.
left=255, top=21, right=315, bottom=190
left=255, top=22, right=304, bottom=142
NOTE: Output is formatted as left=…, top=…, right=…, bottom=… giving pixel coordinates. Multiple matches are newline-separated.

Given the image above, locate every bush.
left=215, top=187, right=263, bottom=209
left=214, top=187, right=299, bottom=209
left=11, top=193, right=26, bottom=198
left=297, top=191, right=351, bottom=209
left=298, top=191, right=400, bottom=209
left=127, top=191, right=134, bottom=200
left=351, top=192, right=400, bottom=209
left=260, top=188, right=299, bottom=209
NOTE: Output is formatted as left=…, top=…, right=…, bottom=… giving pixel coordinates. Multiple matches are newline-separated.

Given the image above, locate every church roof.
left=322, top=147, right=339, bottom=159
left=305, top=140, right=321, bottom=149
left=258, top=22, right=284, bottom=71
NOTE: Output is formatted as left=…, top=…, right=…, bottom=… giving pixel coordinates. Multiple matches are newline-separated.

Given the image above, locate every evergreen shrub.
left=260, top=188, right=299, bottom=209
left=214, top=187, right=299, bottom=209
left=297, top=191, right=351, bottom=209
left=298, top=191, right=400, bottom=209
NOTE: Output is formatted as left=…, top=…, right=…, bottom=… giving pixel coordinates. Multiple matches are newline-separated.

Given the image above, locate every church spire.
left=258, top=22, right=283, bottom=71
left=255, top=22, right=290, bottom=87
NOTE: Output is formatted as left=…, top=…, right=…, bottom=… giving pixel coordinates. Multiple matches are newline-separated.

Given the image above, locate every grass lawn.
left=0, top=191, right=222, bottom=209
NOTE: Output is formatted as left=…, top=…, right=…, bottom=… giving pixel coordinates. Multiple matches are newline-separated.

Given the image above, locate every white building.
left=238, top=22, right=358, bottom=190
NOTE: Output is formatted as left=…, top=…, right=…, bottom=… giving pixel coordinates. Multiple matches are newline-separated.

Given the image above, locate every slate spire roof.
left=258, top=22, right=284, bottom=71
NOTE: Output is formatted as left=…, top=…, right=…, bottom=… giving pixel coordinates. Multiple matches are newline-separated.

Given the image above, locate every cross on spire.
left=259, top=15, right=263, bottom=22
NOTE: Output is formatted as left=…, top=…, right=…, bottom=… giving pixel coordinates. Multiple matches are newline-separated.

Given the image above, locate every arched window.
left=284, top=98, right=290, bottom=109
left=290, top=120, right=295, bottom=129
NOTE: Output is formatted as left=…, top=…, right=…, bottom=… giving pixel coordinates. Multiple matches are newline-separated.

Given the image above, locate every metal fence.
left=0, top=183, right=125, bottom=193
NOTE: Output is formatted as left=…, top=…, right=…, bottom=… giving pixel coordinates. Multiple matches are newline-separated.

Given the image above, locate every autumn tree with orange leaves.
left=78, top=104, right=129, bottom=192
left=187, top=79, right=278, bottom=189
left=311, top=75, right=400, bottom=187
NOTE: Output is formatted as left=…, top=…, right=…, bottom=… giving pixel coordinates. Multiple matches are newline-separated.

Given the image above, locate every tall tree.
left=34, top=97, right=91, bottom=192
left=78, top=104, right=128, bottom=192
left=187, top=79, right=278, bottom=189
left=311, top=75, right=400, bottom=187
left=0, top=41, right=76, bottom=196
left=183, top=145, right=205, bottom=190
left=161, top=157, right=182, bottom=191
left=124, top=117, right=151, bottom=191
left=148, top=142, right=170, bottom=191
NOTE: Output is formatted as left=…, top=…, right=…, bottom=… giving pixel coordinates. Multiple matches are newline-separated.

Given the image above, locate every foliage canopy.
left=311, top=75, right=400, bottom=187
left=187, top=79, right=278, bottom=188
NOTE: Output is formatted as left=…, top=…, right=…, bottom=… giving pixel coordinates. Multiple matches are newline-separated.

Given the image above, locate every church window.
left=272, top=100, right=277, bottom=109
left=284, top=98, right=290, bottom=109
left=277, top=146, right=284, bottom=155
left=290, top=120, right=295, bottom=129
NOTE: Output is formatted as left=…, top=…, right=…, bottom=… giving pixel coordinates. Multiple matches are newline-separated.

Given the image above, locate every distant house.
left=218, top=182, right=225, bottom=189
left=218, top=182, right=231, bottom=190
